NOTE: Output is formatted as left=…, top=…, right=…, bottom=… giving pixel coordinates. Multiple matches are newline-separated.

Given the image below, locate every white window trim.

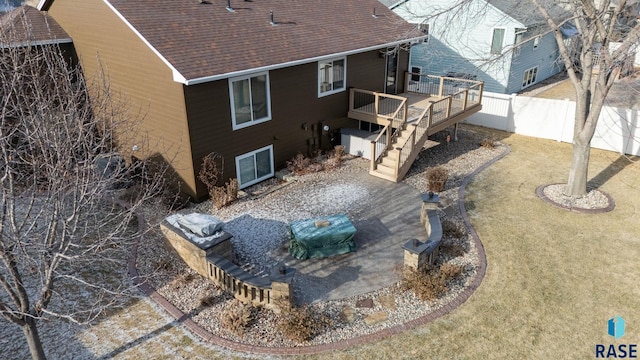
left=490, top=27, right=506, bottom=55
left=533, top=36, right=541, bottom=50
left=318, top=57, right=347, bottom=98
left=229, top=71, right=272, bottom=130
left=235, top=145, right=274, bottom=189
left=522, top=66, right=538, bottom=88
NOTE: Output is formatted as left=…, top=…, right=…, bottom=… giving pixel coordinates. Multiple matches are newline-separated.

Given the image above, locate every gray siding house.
left=383, top=0, right=568, bottom=94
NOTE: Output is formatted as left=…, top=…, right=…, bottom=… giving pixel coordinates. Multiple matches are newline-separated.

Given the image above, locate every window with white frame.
left=490, top=28, right=505, bottom=55
left=522, top=66, right=538, bottom=88
left=513, top=29, right=526, bottom=55
left=229, top=72, right=271, bottom=130
left=318, top=57, right=346, bottom=97
left=235, top=145, right=274, bottom=189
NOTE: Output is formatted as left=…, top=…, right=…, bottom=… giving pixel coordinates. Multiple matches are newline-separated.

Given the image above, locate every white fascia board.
left=37, top=0, right=48, bottom=10
left=184, top=35, right=427, bottom=86
left=102, top=0, right=187, bottom=84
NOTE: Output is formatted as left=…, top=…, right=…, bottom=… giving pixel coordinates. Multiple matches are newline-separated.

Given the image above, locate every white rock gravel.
left=542, top=183, right=611, bottom=210
left=0, top=128, right=507, bottom=358
left=135, top=128, right=507, bottom=348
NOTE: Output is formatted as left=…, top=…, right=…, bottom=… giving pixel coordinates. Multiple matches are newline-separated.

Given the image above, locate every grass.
left=301, top=127, right=640, bottom=359
left=11, top=126, right=637, bottom=359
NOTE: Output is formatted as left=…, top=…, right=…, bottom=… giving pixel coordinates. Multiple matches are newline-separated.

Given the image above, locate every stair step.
left=375, top=163, right=395, bottom=176
left=381, top=156, right=397, bottom=167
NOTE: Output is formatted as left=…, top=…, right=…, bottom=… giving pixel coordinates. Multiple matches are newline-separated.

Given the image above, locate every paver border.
left=535, top=183, right=615, bottom=214
left=126, top=145, right=511, bottom=356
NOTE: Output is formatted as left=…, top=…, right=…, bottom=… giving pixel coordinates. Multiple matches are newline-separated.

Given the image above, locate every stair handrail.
left=395, top=105, right=432, bottom=170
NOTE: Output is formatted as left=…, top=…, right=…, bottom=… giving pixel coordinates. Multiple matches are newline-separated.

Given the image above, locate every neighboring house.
left=37, top=0, right=429, bottom=199
left=384, top=0, right=570, bottom=94
left=0, top=5, right=71, bottom=49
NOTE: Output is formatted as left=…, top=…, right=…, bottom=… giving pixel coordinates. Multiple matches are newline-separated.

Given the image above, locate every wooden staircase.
left=348, top=73, right=484, bottom=182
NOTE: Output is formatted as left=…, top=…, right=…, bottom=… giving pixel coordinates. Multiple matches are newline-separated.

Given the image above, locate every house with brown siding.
left=32, top=0, right=430, bottom=199
left=37, top=0, right=482, bottom=200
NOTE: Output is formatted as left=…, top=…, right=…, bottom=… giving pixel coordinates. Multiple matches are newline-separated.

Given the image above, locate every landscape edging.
left=127, top=145, right=511, bottom=356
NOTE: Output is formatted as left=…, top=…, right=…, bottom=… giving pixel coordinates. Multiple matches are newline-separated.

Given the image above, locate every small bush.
left=442, top=220, right=466, bottom=238
left=219, top=301, right=252, bottom=337
left=440, top=243, right=466, bottom=258
left=182, top=273, right=196, bottom=283
left=426, top=166, right=448, bottom=192
left=200, top=295, right=218, bottom=308
left=401, top=263, right=463, bottom=301
left=480, top=137, right=497, bottom=149
left=286, top=153, right=312, bottom=175
left=198, top=152, right=237, bottom=209
left=286, top=152, right=326, bottom=175
left=278, top=304, right=332, bottom=342
left=440, top=263, right=463, bottom=279
left=325, top=145, right=345, bottom=169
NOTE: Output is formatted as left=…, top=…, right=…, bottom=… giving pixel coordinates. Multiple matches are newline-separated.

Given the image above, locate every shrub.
left=440, top=243, right=466, bottom=258
left=425, top=166, right=448, bottom=192
left=278, top=304, right=332, bottom=342
left=401, top=263, right=463, bottom=301
left=325, top=145, right=345, bottom=169
left=200, top=295, right=218, bottom=308
left=442, top=220, right=466, bottom=238
left=219, top=301, right=252, bottom=337
left=480, top=137, right=497, bottom=149
left=286, top=153, right=312, bottom=175
left=198, top=152, right=237, bottom=209
left=286, top=152, right=326, bottom=175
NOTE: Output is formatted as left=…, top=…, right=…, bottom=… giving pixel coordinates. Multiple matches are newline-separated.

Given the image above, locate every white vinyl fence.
left=465, top=92, right=640, bottom=156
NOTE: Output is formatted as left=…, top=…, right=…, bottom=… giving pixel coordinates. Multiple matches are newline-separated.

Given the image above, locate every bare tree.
left=396, top=0, right=640, bottom=196
left=531, top=0, right=639, bottom=196
left=0, top=26, right=167, bottom=360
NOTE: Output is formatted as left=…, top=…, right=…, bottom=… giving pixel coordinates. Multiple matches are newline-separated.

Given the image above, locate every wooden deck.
left=347, top=73, right=484, bottom=182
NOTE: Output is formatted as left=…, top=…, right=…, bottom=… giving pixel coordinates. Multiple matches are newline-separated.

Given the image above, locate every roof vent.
left=226, top=0, right=234, bottom=12
left=270, top=10, right=277, bottom=26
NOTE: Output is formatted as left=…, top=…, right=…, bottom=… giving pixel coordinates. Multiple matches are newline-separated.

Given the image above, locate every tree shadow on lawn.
left=587, top=154, right=639, bottom=190
left=97, top=294, right=227, bottom=360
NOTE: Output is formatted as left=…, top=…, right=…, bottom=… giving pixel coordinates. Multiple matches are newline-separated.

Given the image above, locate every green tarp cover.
left=289, top=214, right=357, bottom=260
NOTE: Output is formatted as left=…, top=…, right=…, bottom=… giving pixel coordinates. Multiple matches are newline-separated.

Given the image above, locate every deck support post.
left=370, top=141, right=377, bottom=171
left=438, top=77, right=444, bottom=97
left=462, top=89, right=469, bottom=111
left=395, top=147, right=402, bottom=177
left=411, top=124, right=417, bottom=149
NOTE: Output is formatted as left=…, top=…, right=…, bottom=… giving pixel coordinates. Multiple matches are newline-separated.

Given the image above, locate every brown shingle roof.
left=0, top=5, right=71, bottom=47
left=105, top=0, right=423, bottom=82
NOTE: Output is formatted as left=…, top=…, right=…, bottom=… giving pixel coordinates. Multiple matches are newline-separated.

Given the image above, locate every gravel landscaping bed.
left=135, top=127, right=509, bottom=349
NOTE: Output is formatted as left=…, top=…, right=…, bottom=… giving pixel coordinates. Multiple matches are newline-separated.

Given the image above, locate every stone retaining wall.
left=403, top=194, right=442, bottom=269
left=161, top=222, right=294, bottom=310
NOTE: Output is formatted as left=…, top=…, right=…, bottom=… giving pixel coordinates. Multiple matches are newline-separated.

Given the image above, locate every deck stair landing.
left=347, top=74, right=484, bottom=182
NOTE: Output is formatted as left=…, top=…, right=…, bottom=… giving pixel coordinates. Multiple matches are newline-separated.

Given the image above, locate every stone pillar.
left=269, top=264, right=295, bottom=312
left=403, top=193, right=442, bottom=270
